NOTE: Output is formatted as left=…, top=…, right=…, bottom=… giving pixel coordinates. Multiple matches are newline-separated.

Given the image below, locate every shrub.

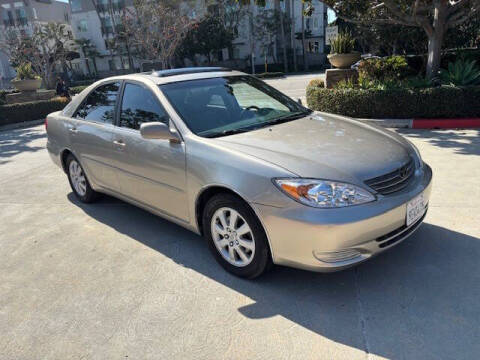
left=0, top=97, right=69, bottom=126
left=14, top=62, right=41, bottom=80
left=358, top=56, right=411, bottom=82
left=330, top=32, right=355, bottom=54
left=308, top=78, right=325, bottom=88
left=306, top=83, right=480, bottom=119
left=70, top=85, right=89, bottom=94
left=255, top=72, right=285, bottom=79
left=440, top=59, right=480, bottom=86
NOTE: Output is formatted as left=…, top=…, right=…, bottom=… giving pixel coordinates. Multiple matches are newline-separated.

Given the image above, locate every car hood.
left=213, top=112, right=412, bottom=184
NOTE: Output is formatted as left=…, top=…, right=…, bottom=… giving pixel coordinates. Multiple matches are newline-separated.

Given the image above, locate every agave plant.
left=330, top=32, right=355, bottom=54
left=15, top=62, right=40, bottom=80
left=440, top=59, right=480, bottom=86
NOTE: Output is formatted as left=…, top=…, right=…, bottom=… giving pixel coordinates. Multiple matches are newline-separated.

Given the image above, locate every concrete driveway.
left=1, top=124, right=479, bottom=360
left=265, top=73, right=323, bottom=103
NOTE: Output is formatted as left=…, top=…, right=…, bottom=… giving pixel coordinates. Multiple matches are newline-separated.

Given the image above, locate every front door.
left=111, top=81, right=188, bottom=221
left=71, top=81, right=122, bottom=191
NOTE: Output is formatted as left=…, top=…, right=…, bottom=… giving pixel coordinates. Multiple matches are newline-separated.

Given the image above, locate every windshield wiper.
left=253, top=111, right=311, bottom=130
left=203, top=127, right=251, bottom=138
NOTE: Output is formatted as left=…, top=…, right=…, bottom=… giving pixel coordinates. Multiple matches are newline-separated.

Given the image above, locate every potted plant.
left=327, top=33, right=361, bottom=69
left=11, top=62, right=42, bottom=92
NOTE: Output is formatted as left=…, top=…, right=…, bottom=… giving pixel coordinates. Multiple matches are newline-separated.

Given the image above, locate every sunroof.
left=152, top=67, right=232, bottom=78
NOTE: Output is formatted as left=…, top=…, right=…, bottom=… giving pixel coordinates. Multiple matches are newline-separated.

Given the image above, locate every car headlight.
left=409, top=141, right=423, bottom=167
left=273, top=178, right=376, bottom=208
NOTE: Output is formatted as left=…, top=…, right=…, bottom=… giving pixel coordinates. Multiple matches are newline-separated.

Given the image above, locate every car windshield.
left=160, top=76, right=311, bottom=138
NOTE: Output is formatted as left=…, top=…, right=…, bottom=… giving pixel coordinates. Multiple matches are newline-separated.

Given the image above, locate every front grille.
left=365, top=159, right=414, bottom=195
left=376, top=208, right=427, bottom=248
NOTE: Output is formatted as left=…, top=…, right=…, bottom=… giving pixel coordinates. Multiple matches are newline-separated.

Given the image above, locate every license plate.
left=406, top=193, right=426, bottom=226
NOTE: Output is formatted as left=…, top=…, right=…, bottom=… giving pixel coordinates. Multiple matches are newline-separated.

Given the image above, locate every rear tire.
left=203, top=194, right=272, bottom=279
left=66, top=154, right=99, bottom=203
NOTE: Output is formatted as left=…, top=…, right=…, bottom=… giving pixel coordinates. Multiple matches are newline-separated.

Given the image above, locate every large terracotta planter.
left=11, top=78, right=42, bottom=92
left=327, top=53, right=361, bottom=69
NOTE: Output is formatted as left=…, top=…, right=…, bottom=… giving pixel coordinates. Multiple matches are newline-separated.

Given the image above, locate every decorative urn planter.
left=327, top=53, right=361, bottom=69
left=11, top=78, right=42, bottom=92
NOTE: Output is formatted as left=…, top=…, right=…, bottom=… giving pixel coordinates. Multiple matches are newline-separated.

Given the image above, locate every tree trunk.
left=249, top=0, right=255, bottom=74
left=274, top=0, right=288, bottom=73
left=290, top=0, right=297, bottom=72
left=92, top=57, right=98, bottom=75
left=301, top=2, right=309, bottom=71
left=83, top=48, right=92, bottom=75
left=425, top=1, right=447, bottom=79
left=126, top=42, right=134, bottom=70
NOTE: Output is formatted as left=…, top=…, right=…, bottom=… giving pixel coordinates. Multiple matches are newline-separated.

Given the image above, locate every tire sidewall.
left=66, top=154, right=97, bottom=203
left=203, top=194, right=271, bottom=279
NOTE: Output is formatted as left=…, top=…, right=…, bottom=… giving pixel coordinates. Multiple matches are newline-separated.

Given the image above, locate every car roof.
left=97, top=67, right=247, bottom=86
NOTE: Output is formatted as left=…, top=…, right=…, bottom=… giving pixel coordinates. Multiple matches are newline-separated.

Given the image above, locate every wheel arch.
left=194, top=184, right=275, bottom=260
left=60, top=148, right=74, bottom=174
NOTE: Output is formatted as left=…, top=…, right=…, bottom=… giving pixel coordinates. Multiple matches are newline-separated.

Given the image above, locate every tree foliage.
left=178, top=14, right=234, bottom=64
left=322, top=0, right=480, bottom=78
left=121, top=0, right=193, bottom=69
left=1, top=22, right=74, bottom=88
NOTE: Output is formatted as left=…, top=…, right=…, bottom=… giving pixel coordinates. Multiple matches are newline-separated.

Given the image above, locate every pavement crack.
left=354, top=267, right=371, bottom=360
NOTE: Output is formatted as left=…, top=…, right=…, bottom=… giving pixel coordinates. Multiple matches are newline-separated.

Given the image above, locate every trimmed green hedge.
left=0, top=97, right=70, bottom=126
left=70, top=85, right=89, bottom=95
left=306, top=83, right=480, bottom=119
left=255, top=72, right=285, bottom=79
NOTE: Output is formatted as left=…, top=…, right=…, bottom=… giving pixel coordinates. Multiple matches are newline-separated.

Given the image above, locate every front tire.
left=203, top=194, right=272, bottom=279
left=66, top=154, right=99, bottom=203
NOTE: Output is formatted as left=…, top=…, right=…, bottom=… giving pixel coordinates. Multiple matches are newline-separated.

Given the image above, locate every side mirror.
left=140, top=122, right=181, bottom=143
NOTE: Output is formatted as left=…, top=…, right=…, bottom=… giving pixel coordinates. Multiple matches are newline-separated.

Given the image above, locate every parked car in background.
left=46, top=67, right=432, bottom=278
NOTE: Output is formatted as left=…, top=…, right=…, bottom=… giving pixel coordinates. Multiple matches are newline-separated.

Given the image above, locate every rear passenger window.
left=75, top=82, right=120, bottom=123
left=120, top=83, right=169, bottom=130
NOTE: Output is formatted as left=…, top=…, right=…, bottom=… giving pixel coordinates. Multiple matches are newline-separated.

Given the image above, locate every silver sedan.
left=46, top=68, right=432, bottom=278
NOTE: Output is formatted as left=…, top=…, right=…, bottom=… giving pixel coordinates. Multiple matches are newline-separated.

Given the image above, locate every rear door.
left=111, top=81, right=188, bottom=221
left=70, top=81, right=121, bottom=191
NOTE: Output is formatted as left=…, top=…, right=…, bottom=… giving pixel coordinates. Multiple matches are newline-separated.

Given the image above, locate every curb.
left=360, top=118, right=480, bottom=129
left=0, top=119, right=45, bottom=132
left=361, top=119, right=412, bottom=128
left=412, top=118, right=480, bottom=129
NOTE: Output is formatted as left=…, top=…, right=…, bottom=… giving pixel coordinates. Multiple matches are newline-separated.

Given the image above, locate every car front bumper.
left=253, top=163, right=433, bottom=272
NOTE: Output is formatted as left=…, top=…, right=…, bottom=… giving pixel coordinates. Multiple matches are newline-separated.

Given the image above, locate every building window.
left=313, top=17, right=319, bottom=30
left=78, top=19, right=87, bottom=32
left=70, top=0, right=82, bottom=12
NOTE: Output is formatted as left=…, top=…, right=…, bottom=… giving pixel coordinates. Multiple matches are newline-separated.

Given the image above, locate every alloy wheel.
left=210, top=207, right=255, bottom=267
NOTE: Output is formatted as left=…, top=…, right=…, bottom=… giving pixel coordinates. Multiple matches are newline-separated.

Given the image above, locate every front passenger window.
left=120, top=83, right=169, bottom=130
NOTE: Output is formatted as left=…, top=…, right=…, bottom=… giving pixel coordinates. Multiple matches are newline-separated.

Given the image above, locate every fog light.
left=313, top=249, right=362, bottom=263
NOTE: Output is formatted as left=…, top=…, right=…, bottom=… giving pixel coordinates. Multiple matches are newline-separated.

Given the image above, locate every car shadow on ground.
left=0, top=127, right=46, bottom=164
left=396, top=128, right=480, bottom=156
left=68, top=193, right=480, bottom=359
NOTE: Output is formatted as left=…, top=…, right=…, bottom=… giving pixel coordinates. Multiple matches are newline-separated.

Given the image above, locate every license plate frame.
left=406, top=192, right=426, bottom=226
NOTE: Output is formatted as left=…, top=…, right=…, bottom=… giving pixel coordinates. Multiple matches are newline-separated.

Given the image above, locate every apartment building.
left=0, top=0, right=71, bottom=84
left=69, top=0, right=138, bottom=76
left=69, top=0, right=328, bottom=75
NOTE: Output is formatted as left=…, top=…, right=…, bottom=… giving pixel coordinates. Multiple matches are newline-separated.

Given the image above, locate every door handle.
left=113, top=140, right=126, bottom=147
left=69, top=127, right=78, bottom=133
